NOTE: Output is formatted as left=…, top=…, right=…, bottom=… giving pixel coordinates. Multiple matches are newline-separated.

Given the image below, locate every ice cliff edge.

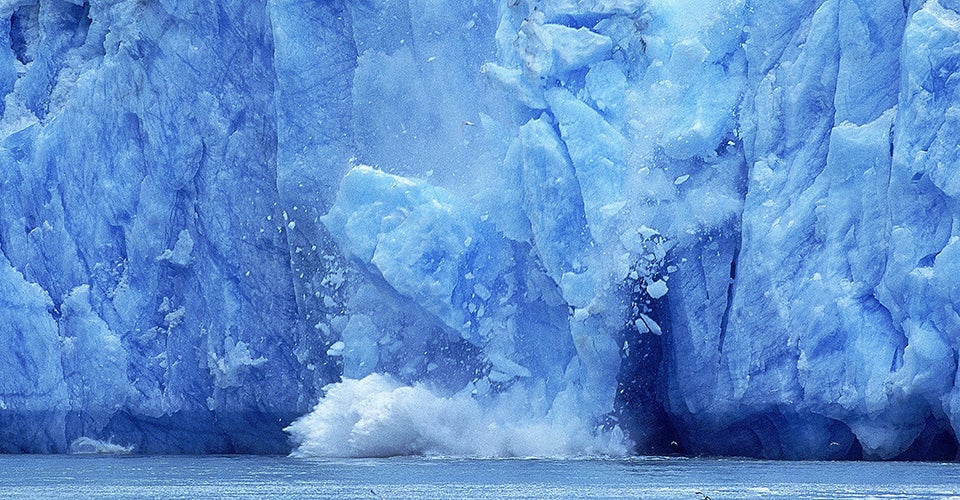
left=1, top=0, right=959, bottom=460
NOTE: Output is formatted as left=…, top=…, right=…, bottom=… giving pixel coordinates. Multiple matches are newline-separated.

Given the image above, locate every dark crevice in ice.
left=9, top=4, right=38, bottom=66
left=615, top=272, right=678, bottom=454
left=716, top=239, right=739, bottom=355
left=894, top=417, right=959, bottom=461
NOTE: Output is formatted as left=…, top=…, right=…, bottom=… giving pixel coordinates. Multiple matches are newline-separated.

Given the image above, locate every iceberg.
left=1, top=0, right=960, bottom=461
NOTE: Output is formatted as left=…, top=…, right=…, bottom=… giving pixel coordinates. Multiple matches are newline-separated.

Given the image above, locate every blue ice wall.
left=3, top=0, right=960, bottom=459
left=0, top=0, right=316, bottom=453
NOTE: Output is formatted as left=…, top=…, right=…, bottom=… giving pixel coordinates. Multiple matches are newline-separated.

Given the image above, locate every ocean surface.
left=0, top=455, right=959, bottom=499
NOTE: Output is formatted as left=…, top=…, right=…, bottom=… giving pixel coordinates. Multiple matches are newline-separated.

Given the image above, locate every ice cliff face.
left=2, top=0, right=960, bottom=460
left=0, top=0, right=320, bottom=453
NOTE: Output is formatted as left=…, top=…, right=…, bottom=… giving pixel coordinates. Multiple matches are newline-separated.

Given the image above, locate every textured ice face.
left=0, top=0, right=319, bottom=453
left=278, top=0, right=960, bottom=459
left=3, top=0, right=960, bottom=459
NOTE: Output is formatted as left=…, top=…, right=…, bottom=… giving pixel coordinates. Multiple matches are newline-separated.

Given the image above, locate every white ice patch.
left=286, top=373, right=630, bottom=458
left=518, top=19, right=614, bottom=78
left=208, top=336, right=268, bottom=389
left=480, top=63, right=548, bottom=109
left=155, top=229, right=194, bottom=267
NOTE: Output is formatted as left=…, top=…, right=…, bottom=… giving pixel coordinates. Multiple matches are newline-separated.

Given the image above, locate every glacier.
left=1, top=0, right=960, bottom=460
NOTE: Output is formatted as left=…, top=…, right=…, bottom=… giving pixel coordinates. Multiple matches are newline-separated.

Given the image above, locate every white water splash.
left=286, top=373, right=630, bottom=458
left=69, top=437, right=135, bottom=455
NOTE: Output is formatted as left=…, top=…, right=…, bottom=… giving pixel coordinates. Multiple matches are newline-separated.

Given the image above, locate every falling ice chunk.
left=326, top=341, right=345, bottom=356
left=637, top=225, right=659, bottom=239
left=636, top=313, right=662, bottom=336
left=488, top=353, right=532, bottom=379
left=635, top=318, right=648, bottom=334
left=646, top=279, right=669, bottom=299
left=474, top=283, right=492, bottom=301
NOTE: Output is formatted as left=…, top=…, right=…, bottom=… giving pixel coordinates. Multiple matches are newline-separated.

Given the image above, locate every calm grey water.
left=0, top=455, right=959, bottom=499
